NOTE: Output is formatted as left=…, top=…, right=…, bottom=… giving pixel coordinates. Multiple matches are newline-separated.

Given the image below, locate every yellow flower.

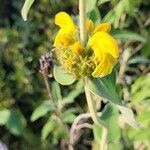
left=89, top=23, right=119, bottom=77
left=71, top=42, right=84, bottom=55
left=86, top=20, right=111, bottom=34
left=92, top=53, right=117, bottom=77
left=93, top=23, right=111, bottom=33
left=86, top=20, right=94, bottom=32
left=53, top=12, right=119, bottom=78
left=55, top=12, right=76, bottom=32
left=54, top=32, right=73, bottom=47
left=54, top=12, right=77, bottom=47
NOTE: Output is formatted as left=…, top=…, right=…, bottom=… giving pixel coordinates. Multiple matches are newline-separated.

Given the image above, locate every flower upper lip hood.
left=54, top=12, right=77, bottom=47
left=53, top=12, right=119, bottom=78
left=55, top=12, right=77, bottom=32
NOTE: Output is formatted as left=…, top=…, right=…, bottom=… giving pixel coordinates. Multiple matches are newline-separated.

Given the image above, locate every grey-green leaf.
left=31, top=101, right=54, bottom=122
left=93, top=123, right=102, bottom=143
left=88, top=7, right=101, bottom=25
left=98, top=0, right=111, bottom=6
left=41, top=120, right=55, bottom=141
left=93, top=105, right=121, bottom=148
left=6, top=111, right=26, bottom=136
left=51, top=81, right=62, bottom=101
left=88, top=74, right=121, bottom=105
left=63, top=111, right=76, bottom=123
left=86, top=0, right=97, bottom=13
left=0, top=108, right=11, bottom=125
left=112, top=30, right=146, bottom=42
left=117, top=105, right=140, bottom=128
left=21, top=0, right=35, bottom=21
left=101, top=105, right=121, bottom=142
left=53, top=65, right=76, bottom=85
left=88, top=73, right=139, bottom=128
left=63, top=80, right=84, bottom=104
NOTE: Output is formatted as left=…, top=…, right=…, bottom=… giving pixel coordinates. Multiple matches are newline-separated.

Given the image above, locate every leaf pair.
left=54, top=65, right=139, bottom=128
left=87, top=72, right=139, bottom=128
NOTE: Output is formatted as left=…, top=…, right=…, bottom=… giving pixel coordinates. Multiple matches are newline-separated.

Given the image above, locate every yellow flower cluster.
left=53, top=12, right=119, bottom=78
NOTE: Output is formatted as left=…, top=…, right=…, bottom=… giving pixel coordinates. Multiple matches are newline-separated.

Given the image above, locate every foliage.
left=0, top=0, right=150, bottom=149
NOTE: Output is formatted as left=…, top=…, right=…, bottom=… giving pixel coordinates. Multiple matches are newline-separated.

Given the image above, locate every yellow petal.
left=92, top=53, right=117, bottom=77
left=55, top=12, right=76, bottom=32
left=94, top=23, right=111, bottom=33
left=54, top=29, right=73, bottom=47
left=90, top=31, right=119, bottom=58
left=71, top=41, right=84, bottom=55
left=86, top=20, right=94, bottom=32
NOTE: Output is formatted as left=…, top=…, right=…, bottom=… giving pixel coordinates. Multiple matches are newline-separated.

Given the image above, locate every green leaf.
left=131, top=75, right=150, bottom=94
left=86, top=0, right=97, bottom=13
left=0, top=108, right=11, bottom=125
left=112, top=30, right=146, bottom=42
left=63, top=80, right=84, bottom=104
left=131, top=75, right=150, bottom=103
left=88, top=73, right=139, bottom=128
left=62, top=109, right=77, bottom=123
left=142, top=41, right=150, bottom=57
left=53, top=65, right=76, bottom=85
left=41, top=120, right=55, bottom=141
left=104, top=10, right=116, bottom=24
left=117, top=105, right=139, bottom=128
left=137, top=111, right=150, bottom=127
left=88, top=73, right=121, bottom=105
left=113, top=0, right=124, bottom=28
left=21, top=0, right=35, bottom=21
left=88, top=7, right=101, bottom=25
left=124, top=0, right=135, bottom=15
left=93, top=105, right=121, bottom=148
left=51, top=81, right=62, bottom=101
left=98, top=0, right=111, bottom=6
left=128, top=56, right=149, bottom=64
left=132, top=89, right=150, bottom=103
left=128, top=128, right=150, bottom=141
left=103, top=0, right=124, bottom=27
left=93, top=123, right=102, bottom=143
left=101, top=105, right=121, bottom=142
left=31, top=101, right=54, bottom=122
left=6, top=111, right=26, bottom=136
left=108, top=142, right=122, bottom=150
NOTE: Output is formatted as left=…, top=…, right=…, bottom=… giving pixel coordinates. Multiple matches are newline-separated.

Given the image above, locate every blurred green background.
left=0, top=0, right=149, bottom=149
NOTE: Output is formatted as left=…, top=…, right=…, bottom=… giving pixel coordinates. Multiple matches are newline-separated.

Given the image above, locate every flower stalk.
left=79, top=0, right=108, bottom=149
left=79, top=0, right=87, bottom=46
left=84, top=78, right=108, bottom=150
left=84, top=78, right=100, bottom=124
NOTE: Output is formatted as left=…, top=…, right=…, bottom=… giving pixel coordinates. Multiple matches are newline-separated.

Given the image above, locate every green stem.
left=79, top=0, right=87, bottom=46
left=84, top=78, right=108, bottom=150
left=84, top=78, right=99, bottom=124
left=79, top=0, right=108, bottom=149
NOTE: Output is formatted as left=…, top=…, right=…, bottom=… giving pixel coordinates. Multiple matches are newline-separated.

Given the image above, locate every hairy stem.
left=79, top=0, right=108, bottom=149
left=79, top=0, right=87, bottom=46
left=84, top=78, right=108, bottom=150
left=84, top=79, right=99, bottom=124
left=43, top=73, right=52, bottom=101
